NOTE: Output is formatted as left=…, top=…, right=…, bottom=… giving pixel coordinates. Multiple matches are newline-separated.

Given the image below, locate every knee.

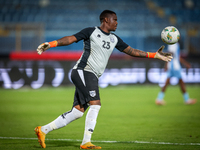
left=90, top=105, right=101, bottom=111
left=89, top=100, right=101, bottom=106
left=89, top=105, right=101, bottom=114
left=72, top=107, right=84, bottom=119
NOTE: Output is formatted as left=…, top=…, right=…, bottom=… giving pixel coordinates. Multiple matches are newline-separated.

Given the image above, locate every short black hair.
left=99, top=10, right=116, bottom=23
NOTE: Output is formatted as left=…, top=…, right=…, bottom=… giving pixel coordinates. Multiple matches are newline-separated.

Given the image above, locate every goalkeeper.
left=35, top=10, right=173, bottom=149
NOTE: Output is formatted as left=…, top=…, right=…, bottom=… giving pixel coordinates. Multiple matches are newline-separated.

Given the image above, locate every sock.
left=157, top=92, right=165, bottom=101
left=41, top=107, right=83, bottom=134
left=81, top=105, right=101, bottom=145
left=183, top=92, right=189, bottom=102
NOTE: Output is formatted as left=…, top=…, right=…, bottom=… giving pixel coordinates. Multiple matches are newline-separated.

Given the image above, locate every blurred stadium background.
left=0, top=0, right=200, bottom=89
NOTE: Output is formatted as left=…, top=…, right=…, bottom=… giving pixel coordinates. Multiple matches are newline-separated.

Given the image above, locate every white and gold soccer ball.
left=161, top=26, right=180, bottom=45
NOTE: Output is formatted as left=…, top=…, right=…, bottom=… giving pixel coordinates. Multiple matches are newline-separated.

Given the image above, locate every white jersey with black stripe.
left=73, top=26, right=128, bottom=78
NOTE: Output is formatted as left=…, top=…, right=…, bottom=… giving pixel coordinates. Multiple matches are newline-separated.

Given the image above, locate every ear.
left=104, top=17, right=109, bottom=23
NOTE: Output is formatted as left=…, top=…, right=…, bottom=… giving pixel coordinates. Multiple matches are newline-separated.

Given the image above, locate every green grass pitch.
left=0, top=85, right=200, bottom=150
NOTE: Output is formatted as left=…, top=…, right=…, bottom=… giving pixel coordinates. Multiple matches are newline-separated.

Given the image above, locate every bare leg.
left=179, top=79, right=186, bottom=93
left=161, top=78, right=170, bottom=92
left=74, top=104, right=86, bottom=112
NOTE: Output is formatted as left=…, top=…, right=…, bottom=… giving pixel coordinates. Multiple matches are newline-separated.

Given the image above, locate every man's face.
left=107, top=14, right=118, bottom=31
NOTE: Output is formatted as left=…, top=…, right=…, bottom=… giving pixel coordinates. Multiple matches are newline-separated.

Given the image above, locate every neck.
left=100, top=24, right=110, bottom=33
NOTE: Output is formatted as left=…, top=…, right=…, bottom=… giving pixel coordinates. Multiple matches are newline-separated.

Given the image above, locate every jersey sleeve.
left=73, top=27, right=95, bottom=42
left=114, top=34, right=129, bottom=52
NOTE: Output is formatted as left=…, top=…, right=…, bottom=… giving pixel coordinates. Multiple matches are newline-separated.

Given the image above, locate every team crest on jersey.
left=89, top=90, right=96, bottom=97
left=110, top=37, right=115, bottom=43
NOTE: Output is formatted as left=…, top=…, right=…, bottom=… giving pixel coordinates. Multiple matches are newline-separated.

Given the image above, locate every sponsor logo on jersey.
left=97, top=34, right=101, bottom=38
left=89, top=90, right=96, bottom=97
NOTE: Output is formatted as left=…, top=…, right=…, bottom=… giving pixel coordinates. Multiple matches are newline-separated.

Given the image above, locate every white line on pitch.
left=0, top=137, right=200, bottom=146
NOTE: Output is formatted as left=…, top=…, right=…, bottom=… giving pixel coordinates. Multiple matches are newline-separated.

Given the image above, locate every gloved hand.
left=154, top=45, right=173, bottom=62
left=36, top=42, right=50, bottom=55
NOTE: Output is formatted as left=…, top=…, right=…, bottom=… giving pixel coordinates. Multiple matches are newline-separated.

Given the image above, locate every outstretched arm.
left=122, top=46, right=147, bottom=57
left=57, top=35, right=77, bottom=46
left=37, top=35, right=77, bottom=55
left=123, top=45, right=173, bottom=62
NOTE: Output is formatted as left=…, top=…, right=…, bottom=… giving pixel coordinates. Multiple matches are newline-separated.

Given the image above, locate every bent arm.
left=37, top=35, right=78, bottom=55
left=180, top=57, right=191, bottom=68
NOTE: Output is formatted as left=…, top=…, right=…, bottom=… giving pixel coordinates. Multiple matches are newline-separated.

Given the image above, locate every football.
left=161, top=26, right=180, bottom=45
